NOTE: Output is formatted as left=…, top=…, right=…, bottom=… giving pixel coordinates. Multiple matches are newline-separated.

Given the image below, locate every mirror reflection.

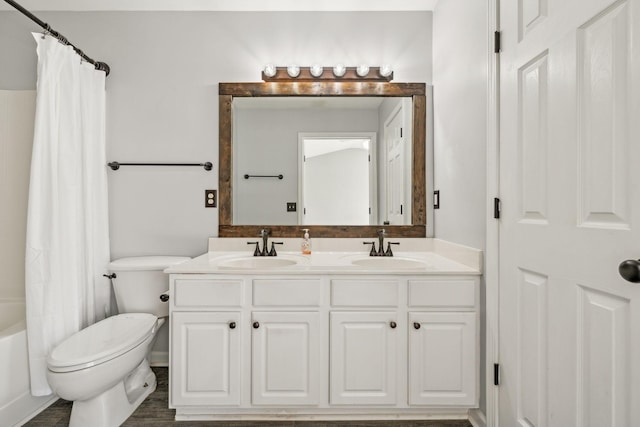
left=233, top=97, right=413, bottom=226
left=300, top=134, right=373, bottom=225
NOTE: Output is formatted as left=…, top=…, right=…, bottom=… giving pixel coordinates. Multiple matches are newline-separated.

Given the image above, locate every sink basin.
left=218, top=257, right=298, bottom=269
left=351, top=257, right=428, bottom=269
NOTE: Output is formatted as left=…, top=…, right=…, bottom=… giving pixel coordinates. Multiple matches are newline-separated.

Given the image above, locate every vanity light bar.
left=261, top=66, right=393, bottom=82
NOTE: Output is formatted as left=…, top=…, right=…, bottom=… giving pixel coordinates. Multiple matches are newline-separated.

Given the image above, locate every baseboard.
left=150, top=350, right=168, bottom=367
left=469, top=408, right=487, bottom=427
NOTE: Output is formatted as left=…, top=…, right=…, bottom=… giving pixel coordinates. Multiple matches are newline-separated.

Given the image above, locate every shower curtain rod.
left=4, top=0, right=110, bottom=75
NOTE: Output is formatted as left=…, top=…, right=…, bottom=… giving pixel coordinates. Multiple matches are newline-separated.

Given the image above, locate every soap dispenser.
left=301, top=229, right=312, bottom=255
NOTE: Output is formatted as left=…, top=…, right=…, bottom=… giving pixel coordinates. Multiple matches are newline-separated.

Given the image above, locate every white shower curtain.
left=25, top=33, right=111, bottom=396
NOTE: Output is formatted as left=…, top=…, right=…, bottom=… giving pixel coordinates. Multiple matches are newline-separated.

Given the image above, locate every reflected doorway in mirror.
left=299, top=133, right=376, bottom=225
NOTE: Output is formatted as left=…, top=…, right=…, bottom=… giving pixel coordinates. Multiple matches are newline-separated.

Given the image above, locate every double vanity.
left=165, top=237, right=481, bottom=421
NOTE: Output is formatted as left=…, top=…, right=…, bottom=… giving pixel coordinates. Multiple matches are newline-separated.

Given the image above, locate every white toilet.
left=46, top=256, right=189, bottom=427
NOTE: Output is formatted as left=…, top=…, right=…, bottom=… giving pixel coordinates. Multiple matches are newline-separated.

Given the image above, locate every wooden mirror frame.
left=218, top=82, right=426, bottom=238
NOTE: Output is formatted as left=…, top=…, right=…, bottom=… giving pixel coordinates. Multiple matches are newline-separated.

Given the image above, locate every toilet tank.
left=108, top=256, right=190, bottom=317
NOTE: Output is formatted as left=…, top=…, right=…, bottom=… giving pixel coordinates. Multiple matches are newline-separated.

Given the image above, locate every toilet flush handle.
left=159, top=292, right=170, bottom=302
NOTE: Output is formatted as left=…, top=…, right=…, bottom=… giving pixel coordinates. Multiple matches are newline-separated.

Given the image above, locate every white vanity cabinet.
left=330, top=311, right=399, bottom=405
left=171, top=311, right=241, bottom=406
left=329, top=278, right=401, bottom=405
left=408, top=312, right=476, bottom=406
left=169, top=272, right=479, bottom=420
left=407, top=278, right=479, bottom=406
left=169, top=277, right=244, bottom=407
left=251, top=311, right=321, bottom=406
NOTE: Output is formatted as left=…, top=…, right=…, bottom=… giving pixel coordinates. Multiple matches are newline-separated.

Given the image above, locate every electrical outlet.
left=287, top=202, right=297, bottom=212
left=205, top=189, right=217, bottom=208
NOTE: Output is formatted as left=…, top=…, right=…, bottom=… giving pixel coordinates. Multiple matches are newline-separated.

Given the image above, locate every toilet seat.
left=47, top=313, right=157, bottom=373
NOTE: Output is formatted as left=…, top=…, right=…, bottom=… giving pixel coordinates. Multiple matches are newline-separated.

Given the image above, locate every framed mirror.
left=219, top=82, right=426, bottom=238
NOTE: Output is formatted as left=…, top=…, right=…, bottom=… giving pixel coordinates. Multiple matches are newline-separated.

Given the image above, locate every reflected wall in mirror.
left=219, top=82, right=426, bottom=238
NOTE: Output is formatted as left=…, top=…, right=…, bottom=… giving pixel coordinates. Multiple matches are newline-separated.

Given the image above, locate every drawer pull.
left=390, top=321, right=397, bottom=329
left=253, top=321, right=260, bottom=329
left=413, top=322, right=421, bottom=330
left=229, top=322, right=236, bottom=329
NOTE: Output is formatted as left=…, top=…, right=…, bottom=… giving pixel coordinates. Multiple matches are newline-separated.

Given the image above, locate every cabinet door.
left=251, top=311, right=321, bottom=406
left=408, top=312, right=477, bottom=406
left=171, top=312, right=241, bottom=407
left=330, top=311, right=398, bottom=405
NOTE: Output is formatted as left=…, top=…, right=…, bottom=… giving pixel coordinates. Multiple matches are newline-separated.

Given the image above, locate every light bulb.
left=356, top=64, right=370, bottom=77
left=333, top=64, right=346, bottom=77
left=310, top=64, right=323, bottom=77
left=287, top=65, right=300, bottom=78
left=263, top=64, right=276, bottom=78
left=380, top=64, right=393, bottom=77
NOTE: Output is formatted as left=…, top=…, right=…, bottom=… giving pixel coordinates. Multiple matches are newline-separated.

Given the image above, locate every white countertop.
left=165, top=249, right=481, bottom=275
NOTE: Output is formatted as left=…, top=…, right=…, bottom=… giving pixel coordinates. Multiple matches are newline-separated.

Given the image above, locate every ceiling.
left=0, top=0, right=438, bottom=12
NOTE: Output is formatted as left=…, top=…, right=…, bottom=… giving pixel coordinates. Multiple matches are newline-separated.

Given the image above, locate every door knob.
left=389, top=321, right=397, bottom=329
left=413, top=322, right=421, bottom=330
left=253, top=321, right=260, bottom=329
left=619, top=259, right=640, bottom=283
left=229, top=322, right=236, bottom=329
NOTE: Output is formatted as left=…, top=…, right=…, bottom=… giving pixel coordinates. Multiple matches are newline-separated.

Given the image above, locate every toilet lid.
left=47, top=313, right=157, bottom=373
left=108, top=256, right=191, bottom=271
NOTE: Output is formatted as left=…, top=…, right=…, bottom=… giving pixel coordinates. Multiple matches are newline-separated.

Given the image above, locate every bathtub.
left=0, top=300, right=57, bottom=427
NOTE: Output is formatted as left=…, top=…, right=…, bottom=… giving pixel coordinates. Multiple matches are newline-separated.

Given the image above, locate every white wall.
left=0, top=11, right=433, bottom=258
left=432, top=0, right=489, bottom=416
left=0, top=90, right=35, bottom=300
left=432, top=3, right=487, bottom=250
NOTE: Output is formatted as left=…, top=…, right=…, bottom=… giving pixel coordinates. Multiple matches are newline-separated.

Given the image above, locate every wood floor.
left=23, top=368, right=473, bottom=427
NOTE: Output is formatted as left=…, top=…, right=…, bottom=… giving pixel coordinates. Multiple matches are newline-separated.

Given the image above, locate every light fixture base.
left=261, top=66, right=393, bottom=82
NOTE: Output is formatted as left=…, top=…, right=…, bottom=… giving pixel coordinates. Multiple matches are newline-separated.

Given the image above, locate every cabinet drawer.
left=408, top=279, right=476, bottom=309
left=173, top=279, right=243, bottom=308
left=252, top=279, right=322, bottom=306
left=331, top=279, right=399, bottom=307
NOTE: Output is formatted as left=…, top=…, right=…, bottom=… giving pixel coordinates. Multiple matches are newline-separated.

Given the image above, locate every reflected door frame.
left=383, top=100, right=412, bottom=225
left=298, top=132, right=377, bottom=225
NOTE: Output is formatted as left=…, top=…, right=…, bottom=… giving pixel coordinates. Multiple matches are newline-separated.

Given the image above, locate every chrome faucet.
left=247, top=228, right=282, bottom=256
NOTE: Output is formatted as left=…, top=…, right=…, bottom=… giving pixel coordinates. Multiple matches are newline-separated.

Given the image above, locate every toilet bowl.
left=45, top=256, right=189, bottom=427
left=47, top=313, right=161, bottom=427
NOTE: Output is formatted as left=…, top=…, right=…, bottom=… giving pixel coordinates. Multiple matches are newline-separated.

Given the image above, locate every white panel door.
left=170, top=312, right=241, bottom=406
left=499, top=0, right=640, bottom=426
left=251, top=311, right=321, bottom=406
left=330, top=311, right=399, bottom=405
left=408, top=312, right=477, bottom=406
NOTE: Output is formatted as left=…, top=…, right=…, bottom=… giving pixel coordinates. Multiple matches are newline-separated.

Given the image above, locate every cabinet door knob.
left=229, top=322, right=236, bottom=329
left=253, top=321, right=260, bottom=329
left=413, top=322, right=421, bottom=330
left=390, top=321, right=397, bottom=329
